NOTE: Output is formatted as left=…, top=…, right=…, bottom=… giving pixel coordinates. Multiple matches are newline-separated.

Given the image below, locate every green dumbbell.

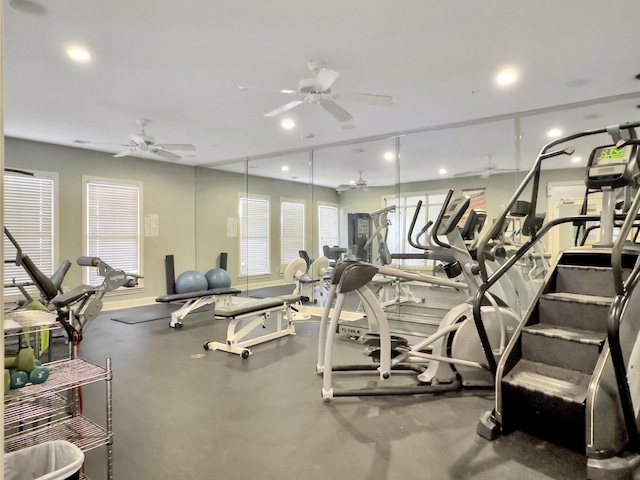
left=5, top=357, right=16, bottom=369
left=29, top=365, right=50, bottom=384
left=15, top=347, right=35, bottom=374
left=9, top=370, right=28, bottom=389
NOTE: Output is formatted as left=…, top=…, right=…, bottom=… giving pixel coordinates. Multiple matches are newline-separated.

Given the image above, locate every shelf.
left=4, top=309, right=60, bottom=337
left=4, top=415, right=110, bottom=453
left=4, top=392, right=67, bottom=430
left=4, top=358, right=108, bottom=407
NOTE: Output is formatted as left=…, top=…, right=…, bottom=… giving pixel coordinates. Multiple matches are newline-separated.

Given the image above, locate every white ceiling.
left=4, top=0, right=640, bottom=188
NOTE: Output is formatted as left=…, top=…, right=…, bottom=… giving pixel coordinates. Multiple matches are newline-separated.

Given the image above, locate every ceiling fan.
left=239, top=60, right=394, bottom=123
left=454, top=156, right=518, bottom=179
left=336, top=171, right=369, bottom=193
left=74, top=119, right=196, bottom=161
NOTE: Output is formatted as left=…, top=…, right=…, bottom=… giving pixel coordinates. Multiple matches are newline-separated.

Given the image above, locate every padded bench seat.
left=215, top=297, right=284, bottom=317
left=155, top=287, right=240, bottom=303
left=204, top=295, right=299, bottom=358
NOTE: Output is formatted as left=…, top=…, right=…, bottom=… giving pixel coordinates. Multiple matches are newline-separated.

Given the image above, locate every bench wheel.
left=241, top=349, right=250, bottom=359
left=203, top=342, right=210, bottom=351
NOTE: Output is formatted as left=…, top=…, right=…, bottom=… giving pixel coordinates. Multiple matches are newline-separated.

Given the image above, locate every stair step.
left=555, top=265, right=621, bottom=297
left=503, top=359, right=590, bottom=404
left=541, top=292, right=613, bottom=306
left=538, top=293, right=612, bottom=333
left=521, top=324, right=605, bottom=373
left=523, top=323, right=606, bottom=345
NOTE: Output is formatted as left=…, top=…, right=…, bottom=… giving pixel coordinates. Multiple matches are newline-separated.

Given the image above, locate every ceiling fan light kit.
left=336, top=170, right=369, bottom=193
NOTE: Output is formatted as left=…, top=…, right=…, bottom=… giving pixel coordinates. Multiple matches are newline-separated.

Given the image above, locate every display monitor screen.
left=592, top=145, right=632, bottom=167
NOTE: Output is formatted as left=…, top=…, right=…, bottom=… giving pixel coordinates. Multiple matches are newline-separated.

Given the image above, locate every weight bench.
left=203, top=294, right=301, bottom=358
left=155, top=287, right=241, bottom=328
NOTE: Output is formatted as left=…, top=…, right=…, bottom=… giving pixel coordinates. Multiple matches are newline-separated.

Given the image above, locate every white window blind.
left=281, top=200, right=305, bottom=268
left=85, top=179, right=141, bottom=286
left=239, top=195, right=270, bottom=276
left=318, top=204, right=339, bottom=257
left=4, top=173, right=55, bottom=297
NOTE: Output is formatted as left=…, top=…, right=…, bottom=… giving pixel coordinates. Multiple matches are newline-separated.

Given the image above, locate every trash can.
left=4, top=440, right=84, bottom=480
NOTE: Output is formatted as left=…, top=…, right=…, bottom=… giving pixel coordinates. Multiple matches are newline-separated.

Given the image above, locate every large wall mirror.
left=312, top=138, right=398, bottom=267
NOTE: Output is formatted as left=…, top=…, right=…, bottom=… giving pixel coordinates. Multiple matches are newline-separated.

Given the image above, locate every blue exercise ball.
left=175, top=270, right=208, bottom=294
left=205, top=268, right=232, bottom=289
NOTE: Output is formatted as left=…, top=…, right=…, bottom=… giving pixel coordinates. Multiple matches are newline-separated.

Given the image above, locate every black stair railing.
left=472, top=122, right=640, bottom=378
left=608, top=146, right=640, bottom=453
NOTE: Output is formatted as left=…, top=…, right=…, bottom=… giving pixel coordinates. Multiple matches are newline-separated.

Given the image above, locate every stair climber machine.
left=473, top=121, right=640, bottom=480
left=317, top=190, right=521, bottom=400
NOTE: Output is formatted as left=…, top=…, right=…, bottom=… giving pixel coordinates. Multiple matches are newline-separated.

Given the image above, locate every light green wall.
left=194, top=165, right=339, bottom=290
left=336, top=169, right=586, bottom=246
left=5, top=137, right=197, bottom=305
left=4, top=137, right=587, bottom=305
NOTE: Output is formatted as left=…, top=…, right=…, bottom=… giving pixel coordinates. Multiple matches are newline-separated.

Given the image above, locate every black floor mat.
left=109, top=304, right=180, bottom=324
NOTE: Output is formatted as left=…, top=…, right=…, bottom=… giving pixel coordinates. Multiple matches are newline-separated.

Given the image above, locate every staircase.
left=498, top=251, right=632, bottom=452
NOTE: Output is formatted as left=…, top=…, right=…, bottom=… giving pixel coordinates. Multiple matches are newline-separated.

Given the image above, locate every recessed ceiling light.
left=66, top=47, right=91, bottom=62
left=572, top=156, right=582, bottom=163
left=496, top=68, right=518, bottom=86
left=281, top=118, right=295, bottom=130
left=438, top=168, right=447, bottom=175
left=547, top=128, right=562, bottom=138
left=281, top=165, right=289, bottom=171
left=384, top=151, right=395, bottom=161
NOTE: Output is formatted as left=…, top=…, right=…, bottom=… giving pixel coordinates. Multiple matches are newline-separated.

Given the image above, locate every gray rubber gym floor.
left=74, top=306, right=587, bottom=480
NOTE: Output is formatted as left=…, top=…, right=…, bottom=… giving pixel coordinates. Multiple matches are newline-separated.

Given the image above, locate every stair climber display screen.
left=586, top=143, right=639, bottom=189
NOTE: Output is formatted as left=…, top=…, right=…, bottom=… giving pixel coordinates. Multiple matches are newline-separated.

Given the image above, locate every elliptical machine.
left=317, top=190, right=521, bottom=400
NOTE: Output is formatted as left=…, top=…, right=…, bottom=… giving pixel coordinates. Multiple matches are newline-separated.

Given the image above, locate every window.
left=84, top=177, right=142, bottom=286
left=318, top=203, right=339, bottom=257
left=385, top=192, right=447, bottom=266
left=4, top=172, right=56, bottom=298
left=239, top=194, right=270, bottom=276
left=281, top=200, right=305, bottom=269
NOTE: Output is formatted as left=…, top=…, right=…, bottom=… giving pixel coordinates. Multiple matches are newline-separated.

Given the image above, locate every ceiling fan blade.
left=154, top=144, right=196, bottom=151
left=113, top=150, right=132, bottom=158
left=335, top=92, right=395, bottom=107
left=8, top=0, right=46, bottom=16
left=239, top=86, right=297, bottom=95
left=320, top=100, right=353, bottom=123
left=264, top=100, right=304, bottom=117
left=74, top=139, right=130, bottom=146
left=4, top=167, right=34, bottom=176
left=313, top=68, right=339, bottom=92
left=336, top=184, right=353, bottom=192
left=151, top=149, right=181, bottom=161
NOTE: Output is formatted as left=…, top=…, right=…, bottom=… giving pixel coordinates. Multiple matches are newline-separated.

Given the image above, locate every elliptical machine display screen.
left=586, top=144, right=638, bottom=189
left=437, top=196, right=470, bottom=236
